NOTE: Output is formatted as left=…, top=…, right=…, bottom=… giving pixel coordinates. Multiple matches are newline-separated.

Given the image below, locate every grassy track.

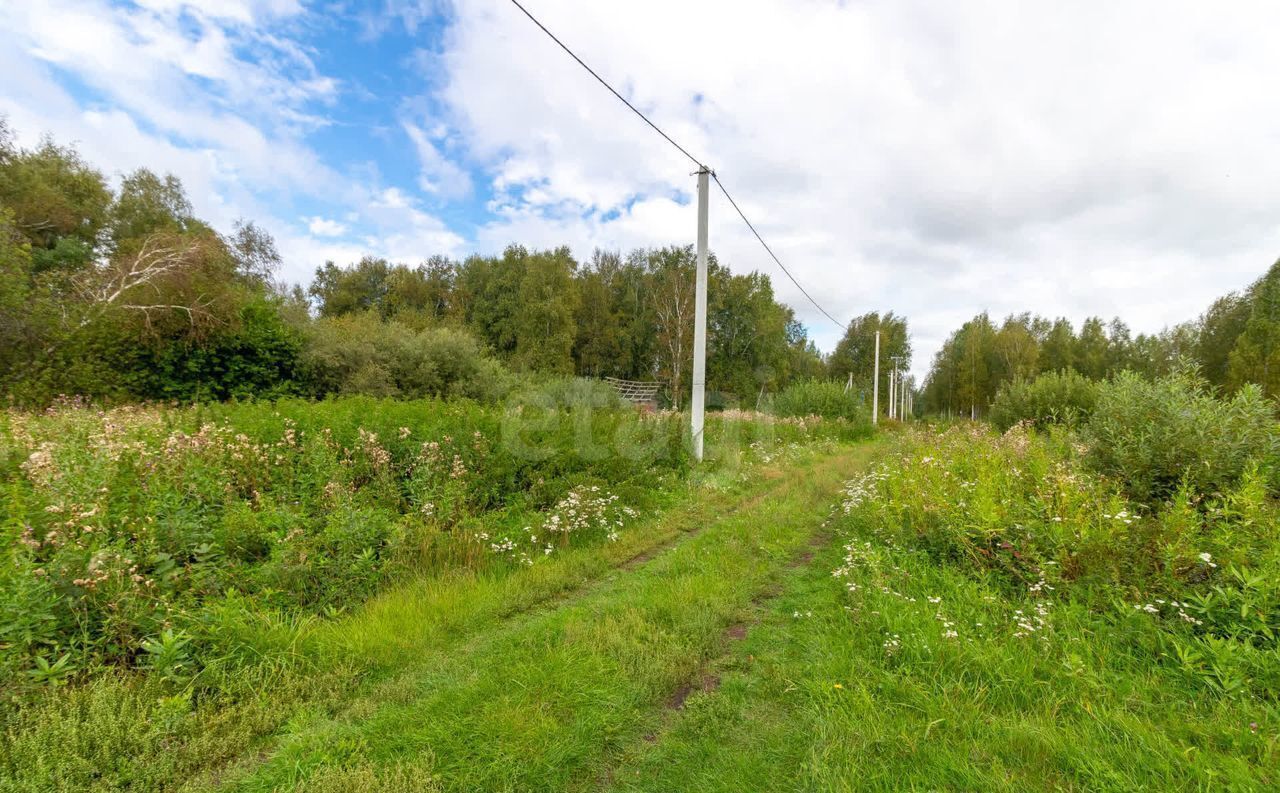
left=200, top=443, right=879, bottom=792
left=605, top=487, right=1275, bottom=792
left=197, top=432, right=1274, bottom=792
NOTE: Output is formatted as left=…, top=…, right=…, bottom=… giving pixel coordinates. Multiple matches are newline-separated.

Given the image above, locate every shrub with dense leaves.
left=298, top=313, right=513, bottom=402
left=988, top=369, right=1098, bottom=432
left=771, top=379, right=872, bottom=430
left=1084, top=370, right=1277, bottom=502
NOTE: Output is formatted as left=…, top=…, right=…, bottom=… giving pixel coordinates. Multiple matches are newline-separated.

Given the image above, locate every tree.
left=573, top=250, right=627, bottom=378
left=1074, top=317, right=1110, bottom=380
left=1228, top=259, right=1280, bottom=398
left=829, top=311, right=910, bottom=405
left=991, top=314, right=1039, bottom=385
left=513, top=246, right=578, bottom=373
left=1039, top=318, right=1076, bottom=374
left=707, top=269, right=791, bottom=402
left=309, top=257, right=392, bottom=317
left=109, top=169, right=196, bottom=252
left=647, top=246, right=698, bottom=408
left=1198, top=292, right=1250, bottom=388
left=0, top=134, right=112, bottom=273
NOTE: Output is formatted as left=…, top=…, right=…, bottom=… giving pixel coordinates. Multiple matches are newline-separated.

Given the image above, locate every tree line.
left=921, top=260, right=1280, bottom=417
left=0, top=121, right=842, bottom=407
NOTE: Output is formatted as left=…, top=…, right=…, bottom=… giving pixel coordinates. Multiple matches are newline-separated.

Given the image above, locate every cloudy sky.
left=3, top=0, right=1278, bottom=378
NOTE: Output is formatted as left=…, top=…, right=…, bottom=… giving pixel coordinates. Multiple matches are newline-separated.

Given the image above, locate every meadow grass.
left=207, top=443, right=879, bottom=792
left=0, top=396, right=863, bottom=792
left=605, top=423, right=1277, bottom=791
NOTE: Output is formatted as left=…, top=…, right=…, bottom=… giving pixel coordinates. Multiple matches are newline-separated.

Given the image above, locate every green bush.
left=1084, top=370, right=1277, bottom=502
left=299, top=313, right=512, bottom=402
left=989, top=369, right=1098, bottom=432
left=771, top=379, right=871, bottom=427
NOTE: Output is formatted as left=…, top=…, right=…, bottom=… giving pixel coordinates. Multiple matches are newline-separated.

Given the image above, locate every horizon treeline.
left=921, top=259, right=1280, bottom=417
left=0, top=121, right=828, bottom=407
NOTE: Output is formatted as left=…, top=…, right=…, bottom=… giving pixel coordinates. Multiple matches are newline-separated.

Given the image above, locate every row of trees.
left=306, top=246, right=827, bottom=406
left=920, top=260, right=1280, bottom=417
left=0, top=121, right=838, bottom=408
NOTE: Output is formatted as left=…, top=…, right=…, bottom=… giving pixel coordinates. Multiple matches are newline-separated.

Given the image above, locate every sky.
left=2, top=0, right=1279, bottom=381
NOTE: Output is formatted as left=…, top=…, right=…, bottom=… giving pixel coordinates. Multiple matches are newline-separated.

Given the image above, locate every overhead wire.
left=505, top=0, right=848, bottom=332
left=712, top=173, right=848, bottom=331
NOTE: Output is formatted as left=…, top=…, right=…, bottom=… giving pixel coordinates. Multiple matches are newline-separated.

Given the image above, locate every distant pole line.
left=503, top=0, right=850, bottom=333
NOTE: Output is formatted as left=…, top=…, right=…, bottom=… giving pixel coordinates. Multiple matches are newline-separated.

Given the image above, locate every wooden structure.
left=604, top=377, right=661, bottom=410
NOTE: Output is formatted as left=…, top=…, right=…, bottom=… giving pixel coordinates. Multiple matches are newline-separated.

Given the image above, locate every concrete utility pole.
left=690, top=166, right=711, bottom=462
left=872, top=331, right=880, bottom=425
left=888, top=364, right=896, bottom=420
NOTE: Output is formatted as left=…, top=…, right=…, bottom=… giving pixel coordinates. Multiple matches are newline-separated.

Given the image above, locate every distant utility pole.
left=888, top=363, right=896, bottom=420
left=872, top=331, right=880, bottom=425
left=690, top=166, right=711, bottom=462
left=889, top=355, right=906, bottom=421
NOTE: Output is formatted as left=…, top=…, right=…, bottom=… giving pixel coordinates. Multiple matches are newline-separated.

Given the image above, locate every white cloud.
left=307, top=217, right=349, bottom=237
left=0, top=0, right=463, bottom=288
left=426, top=0, right=1280, bottom=378
left=403, top=121, right=472, bottom=199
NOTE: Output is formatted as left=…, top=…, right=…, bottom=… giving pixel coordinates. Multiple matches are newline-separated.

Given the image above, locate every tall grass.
left=836, top=422, right=1280, bottom=700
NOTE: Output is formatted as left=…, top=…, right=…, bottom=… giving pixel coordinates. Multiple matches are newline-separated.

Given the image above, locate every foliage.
left=298, top=312, right=512, bottom=402
left=0, top=395, right=857, bottom=698
left=771, top=379, right=872, bottom=429
left=1084, top=369, right=1277, bottom=502
left=988, top=369, right=1099, bottom=432
left=1227, top=258, right=1280, bottom=398
left=923, top=258, right=1280, bottom=415
left=836, top=423, right=1280, bottom=701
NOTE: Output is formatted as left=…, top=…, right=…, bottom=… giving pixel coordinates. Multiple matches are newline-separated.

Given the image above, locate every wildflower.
left=1197, top=552, right=1217, bottom=568
left=833, top=683, right=844, bottom=689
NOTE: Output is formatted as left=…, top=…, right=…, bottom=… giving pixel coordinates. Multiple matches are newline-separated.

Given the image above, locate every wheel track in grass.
left=598, top=520, right=840, bottom=790
left=196, top=443, right=876, bottom=792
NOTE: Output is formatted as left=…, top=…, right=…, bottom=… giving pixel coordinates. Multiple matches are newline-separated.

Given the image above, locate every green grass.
left=607, top=517, right=1275, bottom=791
left=6, top=407, right=1276, bottom=791
left=0, top=418, right=864, bottom=792
left=203, top=444, right=879, bottom=792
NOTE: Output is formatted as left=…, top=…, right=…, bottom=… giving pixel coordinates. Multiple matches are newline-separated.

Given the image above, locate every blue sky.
left=3, top=0, right=1280, bottom=379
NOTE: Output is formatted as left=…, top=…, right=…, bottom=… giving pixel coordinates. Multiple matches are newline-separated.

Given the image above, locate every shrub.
left=989, top=369, right=1098, bottom=432
left=1084, top=369, right=1277, bottom=502
left=771, top=379, right=870, bottom=427
left=299, top=313, right=512, bottom=402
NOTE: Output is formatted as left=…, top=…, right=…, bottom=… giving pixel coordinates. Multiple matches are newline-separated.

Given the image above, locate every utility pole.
left=690, top=166, right=711, bottom=462
left=872, top=330, right=880, bottom=425
left=888, top=363, right=896, bottom=420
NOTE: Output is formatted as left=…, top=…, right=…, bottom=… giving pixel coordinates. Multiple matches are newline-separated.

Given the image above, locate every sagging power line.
left=504, top=0, right=846, bottom=332
left=505, top=0, right=855, bottom=459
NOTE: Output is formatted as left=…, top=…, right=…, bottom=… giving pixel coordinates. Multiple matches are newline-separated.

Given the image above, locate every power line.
left=505, top=0, right=849, bottom=333
left=712, top=173, right=848, bottom=331
left=505, top=0, right=706, bottom=171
